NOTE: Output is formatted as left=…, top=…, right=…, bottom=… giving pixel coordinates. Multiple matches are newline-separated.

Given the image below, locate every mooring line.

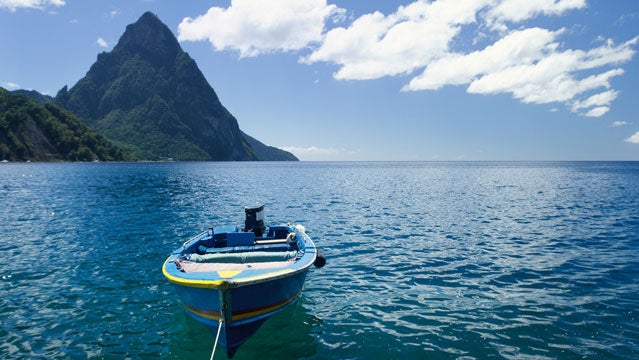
left=210, top=317, right=223, bottom=360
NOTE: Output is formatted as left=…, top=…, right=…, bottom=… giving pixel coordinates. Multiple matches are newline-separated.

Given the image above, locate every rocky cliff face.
left=56, top=12, right=297, bottom=161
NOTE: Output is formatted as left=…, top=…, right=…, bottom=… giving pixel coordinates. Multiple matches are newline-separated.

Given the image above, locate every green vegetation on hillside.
left=0, top=88, right=127, bottom=162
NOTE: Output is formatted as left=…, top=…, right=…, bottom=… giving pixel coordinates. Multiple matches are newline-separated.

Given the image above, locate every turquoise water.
left=1, top=161, right=638, bottom=359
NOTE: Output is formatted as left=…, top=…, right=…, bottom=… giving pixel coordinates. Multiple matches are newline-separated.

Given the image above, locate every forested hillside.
left=0, top=88, right=127, bottom=162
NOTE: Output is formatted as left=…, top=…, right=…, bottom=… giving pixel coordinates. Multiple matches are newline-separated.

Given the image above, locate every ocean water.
left=0, top=161, right=638, bottom=359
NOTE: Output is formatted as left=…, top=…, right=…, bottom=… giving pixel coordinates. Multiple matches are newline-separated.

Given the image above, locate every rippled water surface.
left=1, top=162, right=638, bottom=359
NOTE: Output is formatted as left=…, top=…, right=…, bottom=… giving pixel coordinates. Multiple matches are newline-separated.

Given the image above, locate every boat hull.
left=163, top=225, right=318, bottom=357
left=173, top=269, right=309, bottom=357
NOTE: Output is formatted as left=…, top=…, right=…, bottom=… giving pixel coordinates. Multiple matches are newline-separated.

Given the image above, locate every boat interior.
left=169, top=205, right=308, bottom=273
left=171, top=225, right=303, bottom=273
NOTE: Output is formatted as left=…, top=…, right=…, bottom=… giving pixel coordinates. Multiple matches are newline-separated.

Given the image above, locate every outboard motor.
left=314, top=249, right=327, bottom=268
left=244, top=204, right=266, bottom=237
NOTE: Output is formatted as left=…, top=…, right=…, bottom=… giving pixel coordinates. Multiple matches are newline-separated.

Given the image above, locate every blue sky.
left=1, top=0, right=638, bottom=161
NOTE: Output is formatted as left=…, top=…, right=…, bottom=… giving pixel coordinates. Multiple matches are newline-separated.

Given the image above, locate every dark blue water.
left=1, top=162, right=638, bottom=359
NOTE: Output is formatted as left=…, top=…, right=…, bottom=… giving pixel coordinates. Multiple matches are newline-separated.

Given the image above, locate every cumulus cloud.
left=3, top=82, right=20, bottom=89
left=180, top=0, right=637, bottom=116
left=625, top=132, right=639, bottom=144
left=404, top=27, right=560, bottom=90
left=96, top=38, right=109, bottom=48
left=178, top=0, right=343, bottom=57
left=0, top=0, right=64, bottom=12
left=583, top=106, right=610, bottom=118
left=571, top=90, right=618, bottom=112
left=404, top=31, right=634, bottom=115
left=303, top=0, right=491, bottom=80
left=611, top=121, right=628, bottom=127
left=484, top=0, right=586, bottom=30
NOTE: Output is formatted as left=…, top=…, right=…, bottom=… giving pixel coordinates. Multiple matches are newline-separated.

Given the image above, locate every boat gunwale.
left=162, top=228, right=317, bottom=289
left=162, top=256, right=315, bottom=289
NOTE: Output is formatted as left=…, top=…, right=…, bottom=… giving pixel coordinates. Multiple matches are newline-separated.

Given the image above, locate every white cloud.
left=611, top=121, right=628, bottom=127
left=280, top=146, right=341, bottom=156
left=405, top=27, right=560, bottom=90
left=408, top=32, right=634, bottom=112
left=178, top=0, right=343, bottom=57
left=485, top=0, right=586, bottom=29
left=278, top=145, right=359, bottom=160
left=571, top=90, right=618, bottom=112
left=625, top=132, right=639, bottom=144
left=3, top=82, right=20, bottom=89
left=410, top=32, right=633, bottom=102
left=180, top=0, right=638, bottom=117
left=96, top=38, right=109, bottom=48
left=583, top=106, right=609, bottom=117
left=307, top=0, right=635, bottom=114
left=303, top=0, right=491, bottom=79
left=466, top=64, right=623, bottom=105
left=0, top=0, right=64, bottom=12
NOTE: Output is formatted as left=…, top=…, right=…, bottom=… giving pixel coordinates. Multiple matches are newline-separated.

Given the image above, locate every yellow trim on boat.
left=162, top=257, right=226, bottom=289
left=162, top=257, right=306, bottom=288
left=185, top=304, right=221, bottom=321
left=218, top=270, right=243, bottom=278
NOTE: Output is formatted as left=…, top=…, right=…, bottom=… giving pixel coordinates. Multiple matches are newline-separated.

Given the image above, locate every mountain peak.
left=55, top=12, right=297, bottom=161
left=139, top=10, right=160, bottom=22
left=113, top=11, right=180, bottom=62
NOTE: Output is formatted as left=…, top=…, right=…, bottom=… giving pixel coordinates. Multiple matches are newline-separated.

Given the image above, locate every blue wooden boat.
left=162, top=205, right=325, bottom=358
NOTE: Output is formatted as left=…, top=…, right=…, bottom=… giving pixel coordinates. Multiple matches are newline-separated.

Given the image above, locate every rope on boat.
left=209, top=317, right=223, bottom=360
